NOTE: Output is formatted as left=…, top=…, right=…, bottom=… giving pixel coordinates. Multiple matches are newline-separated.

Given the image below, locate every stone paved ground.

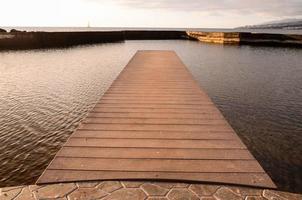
left=0, top=181, right=301, bottom=200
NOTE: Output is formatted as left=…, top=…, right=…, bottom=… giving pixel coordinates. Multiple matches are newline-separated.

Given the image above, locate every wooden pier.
left=37, top=50, right=275, bottom=188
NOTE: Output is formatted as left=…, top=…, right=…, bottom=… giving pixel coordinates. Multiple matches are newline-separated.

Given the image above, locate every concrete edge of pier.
left=1, top=181, right=301, bottom=200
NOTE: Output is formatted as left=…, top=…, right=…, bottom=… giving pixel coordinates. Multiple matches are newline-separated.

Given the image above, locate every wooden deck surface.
left=37, top=50, right=276, bottom=188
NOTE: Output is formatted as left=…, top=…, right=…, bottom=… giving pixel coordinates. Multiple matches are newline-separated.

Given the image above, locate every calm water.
left=0, top=40, right=301, bottom=193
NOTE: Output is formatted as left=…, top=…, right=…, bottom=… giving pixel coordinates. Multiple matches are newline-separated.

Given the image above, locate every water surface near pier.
left=0, top=40, right=301, bottom=193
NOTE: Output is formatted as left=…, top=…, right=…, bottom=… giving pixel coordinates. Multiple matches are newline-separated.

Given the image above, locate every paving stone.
left=122, top=181, right=144, bottom=188
left=34, top=183, right=76, bottom=199
left=200, top=197, right=217, bottom=200
left=1, top=182, right=301, bottom=200
left=167, top=188, right=199, bottom=200
left=68, top=187, right=108, bottom=200
left=14, top=187, right=35, bottom=200
left=141, top=183, right=169, bottom=196
left=29, top=185, right=43, bottom=192
left=173, top=183, right=190, bottom=188
left=263, top=190, right=288, bottom=200
left=98, top=181, right=123, bottom=193
left=76, top=181, right=100, bottom=188
left=228, top=186, right=262, bottom=197
left=245, top=196, right=266, bottom=200
left=189, top=184, right=219, bottom=196
left=214, top=187, right=243, bottom=200
left=147, top=197, right=169, bottom=200
left=0, top=186, right=23, bottom=192
left=102, top=188, right=147, bottom=200
left=263, top=190, right=302, bottom=200
left=270, top=190, right=302, bottom=200
left=151, top=182, right=175, bottom=189
left=151, top=182, right=189, bottom=189
left=0, top=187, right=22, bottom=200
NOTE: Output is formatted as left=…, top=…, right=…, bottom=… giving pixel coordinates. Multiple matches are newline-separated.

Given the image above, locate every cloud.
left=2, top=0, right=301, bottom=27
left=97, top=0, right=302, bottom=17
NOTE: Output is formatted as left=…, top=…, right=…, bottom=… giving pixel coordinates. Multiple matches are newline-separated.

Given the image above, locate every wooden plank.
left=65, top=138, right=245, bottom=149
left=72, top=130, right=237, bottom=140
left=83, top=118, right=227, bottom=125
left=38, top=170, right=274, bottom=188
left=100, top=97, right=209, bottom=101
left=98, top=99, right=213, bottom=105
left=106, top=91, right=203, bottom=94
left=91, top=108, right=220, bottom=114
left=37, top=50, right=276, bottom=188
left=78, top=124, right=232, bottom=132
left=107, top=89, right=202, bottom=92
left=103, top=94, right=205, bottom=98
left=48, top=158, right=264, bottom=173
left=110, top=85, right=201, bottom=89
left=87, top=112, right=223, bottom=119
left=94, top=104, right=215, bottom=109
left=57, top=147, right=253, bottom=160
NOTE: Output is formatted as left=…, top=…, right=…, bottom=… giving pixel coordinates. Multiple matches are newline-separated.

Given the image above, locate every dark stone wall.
left=0, top=31, right=124, bottom=50
left=124, top=31, right=188, bottom=40
left=239, top=32, right=302, bottom=47
left=187, top=31, right=302, bottom=47
left=0, top=31, right=188, bottom=50
left=1, top=30, right=301, bottom=50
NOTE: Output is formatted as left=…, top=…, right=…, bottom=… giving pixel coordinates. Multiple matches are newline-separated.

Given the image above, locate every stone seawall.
left=1, top=30, right=302, bottom=50
left=0, top=31, right=124, bottom=50
left=187, top=31, right=302, bottom=47
left=124, top=30, right=188, bottom=40
left=187, top=32, right=240, bottom=44
left=240, top=32, right=302, bottom=46
left=0, top=31, right=188, bottom=50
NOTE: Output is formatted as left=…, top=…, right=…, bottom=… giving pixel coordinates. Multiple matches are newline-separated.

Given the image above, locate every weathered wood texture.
left=37, top=50, right=276, bottom=188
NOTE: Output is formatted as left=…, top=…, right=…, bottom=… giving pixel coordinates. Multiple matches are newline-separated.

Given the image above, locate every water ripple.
left=0, top=41, right=302, bottom=193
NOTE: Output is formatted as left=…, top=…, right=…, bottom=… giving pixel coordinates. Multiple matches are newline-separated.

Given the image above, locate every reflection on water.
left=0, top=43, right=131, bottom=186
left=0, top=40, right=301, bottom=193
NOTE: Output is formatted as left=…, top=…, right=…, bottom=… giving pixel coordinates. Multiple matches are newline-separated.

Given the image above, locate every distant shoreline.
left=1, top=30, right=302, bottom=50
left=2, top=26, right=302, bottom=35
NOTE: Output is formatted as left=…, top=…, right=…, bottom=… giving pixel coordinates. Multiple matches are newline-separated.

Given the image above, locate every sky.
left=0, top=0, right=301, bottom=28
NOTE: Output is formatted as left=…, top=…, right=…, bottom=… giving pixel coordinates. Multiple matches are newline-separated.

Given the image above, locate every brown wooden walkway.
left=37, top=50, right=276, bottom=188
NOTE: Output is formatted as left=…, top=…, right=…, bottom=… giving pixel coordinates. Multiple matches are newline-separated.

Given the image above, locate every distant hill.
left=239, top=19, right=302, bottom=30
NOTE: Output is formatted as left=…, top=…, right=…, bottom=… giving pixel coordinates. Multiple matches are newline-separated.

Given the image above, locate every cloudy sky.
left=1, top=0, right=301, bottom=28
